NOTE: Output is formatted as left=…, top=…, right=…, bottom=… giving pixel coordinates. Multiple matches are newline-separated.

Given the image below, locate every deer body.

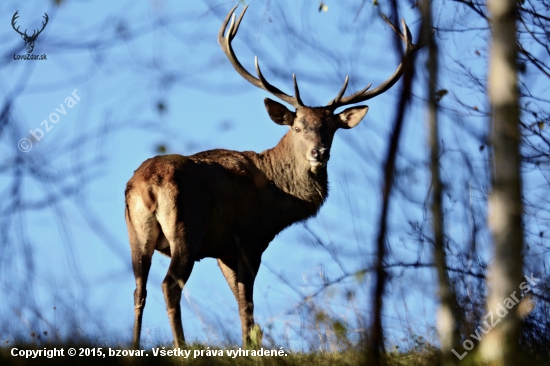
left=126, top=104, right=364, bottom=348
left=126, top=4, right=418, bottom=349
left=126, top=130, right=328, bottom=262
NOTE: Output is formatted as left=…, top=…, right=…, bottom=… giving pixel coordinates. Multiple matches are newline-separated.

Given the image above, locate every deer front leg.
left=238, top=255, right=259, bottom=346
left=218, top=254, right=260, bottom=347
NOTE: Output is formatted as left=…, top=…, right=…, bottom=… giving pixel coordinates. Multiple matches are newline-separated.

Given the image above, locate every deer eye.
left=294, top=127, right=301, bottom=133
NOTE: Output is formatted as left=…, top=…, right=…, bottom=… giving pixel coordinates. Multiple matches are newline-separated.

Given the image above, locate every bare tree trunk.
left=481, top=1, right=524, bottom=364
left=422, top=1, right=460, bottom=365
left=369, top=3, right=414, bottom=364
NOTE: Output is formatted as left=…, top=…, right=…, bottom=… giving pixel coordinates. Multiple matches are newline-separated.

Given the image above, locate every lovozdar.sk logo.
left=11, top=10, right=48, bottom=57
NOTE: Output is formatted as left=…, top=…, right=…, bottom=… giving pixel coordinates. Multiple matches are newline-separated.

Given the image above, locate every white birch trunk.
left=481, top=1, right=524, bottom=364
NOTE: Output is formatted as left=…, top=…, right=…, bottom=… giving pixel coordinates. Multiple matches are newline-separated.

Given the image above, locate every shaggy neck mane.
left=258, top=131, right=328, bottom=209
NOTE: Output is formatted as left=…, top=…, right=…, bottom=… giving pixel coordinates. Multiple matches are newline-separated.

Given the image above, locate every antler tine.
left=218, top=4, right=239, bottom=44
left=218, top=5, right=304, bottom=109
left=231, top=6, right=246, bottom=39
left=381, top=14, right=402, bottom=41
left=328, top=76, right=349, bottom=107
left=327, top=76, right=373, bottom=107
left=326, top=16, right=422, bottom=110
left=253, top=58, right=303, bottom=108
left=292, top=74, right=304, bottom=107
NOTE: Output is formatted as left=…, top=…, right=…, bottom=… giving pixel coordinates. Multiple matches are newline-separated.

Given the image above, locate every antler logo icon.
left=11, top=11, right=49, bottom=54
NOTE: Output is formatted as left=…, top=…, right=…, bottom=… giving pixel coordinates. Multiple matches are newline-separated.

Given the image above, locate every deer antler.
left=326, top=15, right=422, bottom=110
left=218, top=5, right=304, bottom=109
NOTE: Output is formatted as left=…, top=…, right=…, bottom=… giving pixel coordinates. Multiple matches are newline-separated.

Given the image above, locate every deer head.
left=263, top=99, right=367, bottom=172
left=12, top=11, right=49, bottom=54
left=218, top=5, right=420, bottom=172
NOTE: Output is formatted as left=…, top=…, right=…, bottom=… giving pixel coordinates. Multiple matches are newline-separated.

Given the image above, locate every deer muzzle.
left=308, top=147, right=328, bottom=167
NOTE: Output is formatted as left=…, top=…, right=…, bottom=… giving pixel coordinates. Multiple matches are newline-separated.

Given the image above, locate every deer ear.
left=337, top=106, right=368, bottom=129
left=264, top=98, right=296, bottom=126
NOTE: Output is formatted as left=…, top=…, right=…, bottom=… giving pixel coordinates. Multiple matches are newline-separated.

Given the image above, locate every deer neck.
left=259, top=132, right=328, bottom=208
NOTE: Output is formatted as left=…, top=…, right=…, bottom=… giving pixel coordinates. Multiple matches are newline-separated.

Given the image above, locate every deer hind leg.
left=126, top=205, right=159, bottom=350
left=157, top=207, right=204, bottom=349
left=218, top=252, right=260, bottom=348
left=161, top=248, right=195, bottom=348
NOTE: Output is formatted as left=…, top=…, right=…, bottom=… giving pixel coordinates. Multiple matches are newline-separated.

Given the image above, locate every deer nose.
left=311, top=147, right=327, bottom=160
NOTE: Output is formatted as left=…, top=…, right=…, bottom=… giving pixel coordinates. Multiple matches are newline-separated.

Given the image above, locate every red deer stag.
left=125, top=5, right=419, bottom=349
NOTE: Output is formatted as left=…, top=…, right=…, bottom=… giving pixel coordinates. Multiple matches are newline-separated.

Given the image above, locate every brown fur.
left=126, top=100, right=367, bottom=349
